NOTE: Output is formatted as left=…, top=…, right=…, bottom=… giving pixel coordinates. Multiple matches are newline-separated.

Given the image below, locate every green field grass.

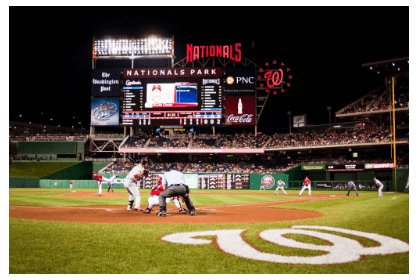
left=9, top=188, right=409, bottom=274
left=9, top=162, right=78, bottom=178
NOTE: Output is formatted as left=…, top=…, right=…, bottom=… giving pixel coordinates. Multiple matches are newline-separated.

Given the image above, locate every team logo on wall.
left=260, top=175, right=275, bottom=189
left=91, top=98, right=119, bottom=126
left=93, top=102, right=118, bottom=121
left=162, top=225, right=409, bottom=265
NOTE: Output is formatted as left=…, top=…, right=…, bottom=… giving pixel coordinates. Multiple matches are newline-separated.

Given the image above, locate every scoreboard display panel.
left=121, top=67, right=224, bottom=126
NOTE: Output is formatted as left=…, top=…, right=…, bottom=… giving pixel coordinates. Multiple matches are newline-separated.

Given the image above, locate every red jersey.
left=93, top=174, right=103, bottom=182
left=303, top=178, right=311, bottom=186
left=150, top=185, right=164, bottom=196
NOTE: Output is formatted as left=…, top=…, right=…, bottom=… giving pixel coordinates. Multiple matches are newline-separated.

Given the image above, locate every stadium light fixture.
left=93, top=37, right=174, bottom=58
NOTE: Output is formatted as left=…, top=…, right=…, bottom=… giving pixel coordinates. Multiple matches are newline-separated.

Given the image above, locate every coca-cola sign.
left=227, top=114, right=254, bottom=123
left=225, top=96, right=255, bottom=126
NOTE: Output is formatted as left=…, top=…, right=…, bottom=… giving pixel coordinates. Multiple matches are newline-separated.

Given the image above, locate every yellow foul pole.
left=392, top=77, right=397, bottom=191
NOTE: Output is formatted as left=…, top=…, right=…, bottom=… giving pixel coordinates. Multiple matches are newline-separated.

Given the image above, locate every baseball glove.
left=142, top=169, right=150, bottom=177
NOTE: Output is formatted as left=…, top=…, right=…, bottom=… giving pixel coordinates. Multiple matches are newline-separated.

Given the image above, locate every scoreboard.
left=121, top=67, right=224, bottom=126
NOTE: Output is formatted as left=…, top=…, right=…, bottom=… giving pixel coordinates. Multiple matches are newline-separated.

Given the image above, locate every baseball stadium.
left=8, top=6, right=409, bottom=275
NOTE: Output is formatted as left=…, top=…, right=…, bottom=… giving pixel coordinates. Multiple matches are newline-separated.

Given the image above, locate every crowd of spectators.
left=184, top=162, right=288, bottom=173
left=267, top=126, right=391, bottom=149
left=119, top=125, right=403, bottom=151
left=122, top=137, right=147, bottom=148
left=338, top=88, right=409, bottom=115
left=10, top=135, right=87, bottom=142
left=234, top=133, right=270, bottom=149
left=9, top=154, right=55, bottom=161
left=101, top=160, right=293, bottom=174
left=147, top=136, right=190, bottom=148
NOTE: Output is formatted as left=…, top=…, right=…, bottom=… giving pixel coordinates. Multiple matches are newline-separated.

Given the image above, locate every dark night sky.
left=9, top=7, right=409, bottom=133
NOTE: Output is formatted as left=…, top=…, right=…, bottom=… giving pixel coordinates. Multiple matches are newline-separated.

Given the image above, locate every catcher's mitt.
left=142, top=169, right=150, bottom=177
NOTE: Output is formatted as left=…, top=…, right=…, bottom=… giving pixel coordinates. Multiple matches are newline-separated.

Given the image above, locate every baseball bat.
left=127, top=155, right=137, bottom=164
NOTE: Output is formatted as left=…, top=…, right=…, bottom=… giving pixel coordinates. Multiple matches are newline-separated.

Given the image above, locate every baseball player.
left=103, top=174, right=117, bottom=193
left=298, top=176, right=311, bottom=197
left=143, top=176, right=187, bottom=214
left=124, top=158, right=149, bottom=211
left=92, top=171, right=103, bottom=196
left=346, top=180, right=359, bottom=196
left=373, top=177, right=384, bottom=197
left=275, top=179, right=288, bottom=195
left=69, top=180, right=73, bottom=191
left=156, top=169, right=196, bottom=217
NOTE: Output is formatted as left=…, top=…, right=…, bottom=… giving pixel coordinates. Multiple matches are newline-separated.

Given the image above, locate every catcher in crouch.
left=143, top=175, right=187, bottom=214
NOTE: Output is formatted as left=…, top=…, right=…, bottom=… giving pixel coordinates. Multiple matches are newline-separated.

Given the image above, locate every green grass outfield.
left=9, top=188, right=409, bottom=274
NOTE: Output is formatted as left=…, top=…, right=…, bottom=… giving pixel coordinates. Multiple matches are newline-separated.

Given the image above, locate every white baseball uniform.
left=275, top=180, right=288, bottom=195
left=124, top=165, right=143, bottom=210
left=374, top=178, right=384, bottom=197
left=148, top=196, right=181, bottom=209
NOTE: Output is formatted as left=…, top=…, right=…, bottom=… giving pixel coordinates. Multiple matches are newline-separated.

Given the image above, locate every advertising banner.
left=225, top=96, right=255, bottom=126
left=198, top=174, right=225, bottom=189
left=315, top=182, right=333, bottom=188
left=91, top=69, right=121, bottom=96
left=249, top=174, right=289, bottom=190
left=326, top=164, right=364, bottom=172
left=226, top=174, right=250, bottom=189
left=91, top=98, right=119, bottom=126
left=224, top=67, right=256, bottom=95
left=184, top=173, right=199, bottom=189
left=301, top=164, right=326, bottom=170
left=364, top=163, right=394, bottom=169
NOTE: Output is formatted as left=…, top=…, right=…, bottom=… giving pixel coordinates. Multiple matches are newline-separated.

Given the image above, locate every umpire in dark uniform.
left=157, top=170, right=196, bottom=217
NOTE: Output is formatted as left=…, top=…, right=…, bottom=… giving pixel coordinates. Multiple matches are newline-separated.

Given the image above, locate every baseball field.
left=9, top=188, right=409, bottom=274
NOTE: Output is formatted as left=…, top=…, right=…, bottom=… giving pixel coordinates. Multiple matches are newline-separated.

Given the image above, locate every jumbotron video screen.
left=121, top=67, right=224, bottom=126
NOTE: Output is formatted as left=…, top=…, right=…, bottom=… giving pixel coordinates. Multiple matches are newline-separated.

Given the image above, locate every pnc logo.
left=226, top=76, right=255, bottom=85
left=162, top=225, right=409, bottom=265
left=226, top=76, right=235, bottom=85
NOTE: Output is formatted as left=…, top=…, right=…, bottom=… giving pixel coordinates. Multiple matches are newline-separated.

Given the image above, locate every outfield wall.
left=10, top=161, right=93, bottom=188
left=10, top=164, right=408, bottom=192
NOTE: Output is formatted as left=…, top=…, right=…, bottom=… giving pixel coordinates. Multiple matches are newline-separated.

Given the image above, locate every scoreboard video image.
left=145, top=82, right=198, bottom=109
left=121, top=67, right=223, bottom=126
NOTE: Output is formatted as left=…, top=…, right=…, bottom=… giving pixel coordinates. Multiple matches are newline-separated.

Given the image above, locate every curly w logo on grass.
left=162, top=225, right=409, bottom=265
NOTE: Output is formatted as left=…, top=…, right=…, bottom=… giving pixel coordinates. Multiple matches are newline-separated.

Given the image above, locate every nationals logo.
left=162, top=225, right=409, bottom=265
left=257, top=60, right=293, bottom=95
left=260, top=175, right=275, bottom=189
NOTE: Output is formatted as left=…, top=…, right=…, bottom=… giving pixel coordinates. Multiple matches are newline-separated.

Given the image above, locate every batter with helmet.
left=124, top=158, right=149, bottom=211
left=143, top=175, right=187, bottom=214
